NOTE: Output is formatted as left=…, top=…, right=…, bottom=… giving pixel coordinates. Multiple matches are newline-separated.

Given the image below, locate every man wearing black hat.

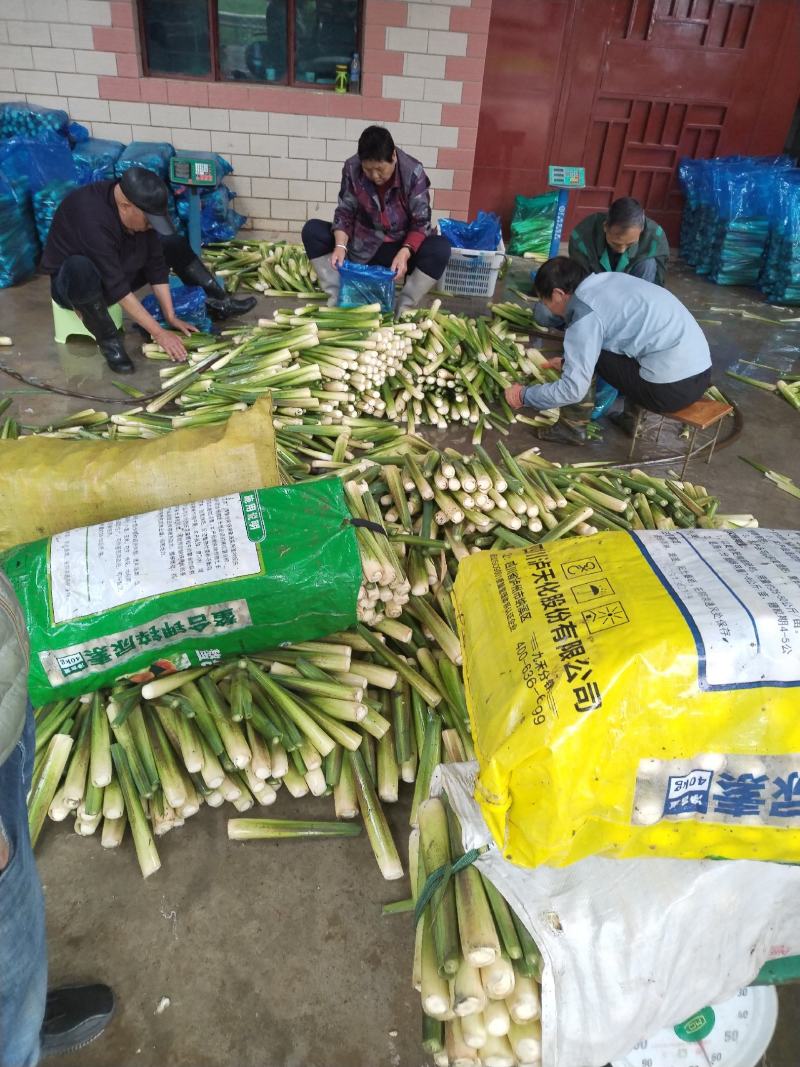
left=41, top=168, right=256, bottom=374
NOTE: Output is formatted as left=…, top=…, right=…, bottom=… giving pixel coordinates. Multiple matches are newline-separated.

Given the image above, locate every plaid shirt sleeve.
left=402, top=163, right=432, bottom=253
left=332, top=163, right=357, bottom=239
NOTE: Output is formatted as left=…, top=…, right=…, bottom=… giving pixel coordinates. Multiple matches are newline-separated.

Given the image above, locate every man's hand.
left=504, top=383, right=526, bottom=410
left=331, top=245, right=347, bottom=270
left=391, top=247, right=412, bottom=281
left=153, top=327, right=188, bottom=363
left=541, top=356, right=564, bottom=372
left=167, top=316, right=199, bottom=338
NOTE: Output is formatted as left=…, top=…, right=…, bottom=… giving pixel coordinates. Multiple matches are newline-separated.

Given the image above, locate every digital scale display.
left=548, top=164, right=586, bottom=189
left=169, top=155, right=217, bottom=186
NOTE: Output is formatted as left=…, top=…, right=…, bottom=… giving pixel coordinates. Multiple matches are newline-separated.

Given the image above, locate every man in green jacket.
left=534, top=197, right=669, bottom=329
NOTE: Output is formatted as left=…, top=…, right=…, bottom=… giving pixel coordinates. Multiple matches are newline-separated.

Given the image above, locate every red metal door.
left=471, top=0, right=800, bottom=243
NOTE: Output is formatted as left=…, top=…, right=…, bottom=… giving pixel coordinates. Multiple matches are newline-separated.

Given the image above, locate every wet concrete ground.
left=0, top=253, right=798, bottom=1067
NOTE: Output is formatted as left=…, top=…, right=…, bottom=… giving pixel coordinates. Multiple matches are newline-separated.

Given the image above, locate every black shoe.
left=536, top=421, right=588, bottom=446
left=98, top=334, right=135, bottom=374
left=40, top=983, right=115, bottom=1058
left=204, top=292, right=258, bottom=321
left=608, top=410, right=639, bottom=437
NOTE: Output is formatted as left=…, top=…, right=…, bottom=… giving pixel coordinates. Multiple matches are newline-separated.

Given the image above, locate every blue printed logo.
left=664, top=769, right=714, bottom=816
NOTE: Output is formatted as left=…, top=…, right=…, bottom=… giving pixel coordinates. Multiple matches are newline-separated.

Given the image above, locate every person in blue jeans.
left=0, top=573, right=114, bottom=1065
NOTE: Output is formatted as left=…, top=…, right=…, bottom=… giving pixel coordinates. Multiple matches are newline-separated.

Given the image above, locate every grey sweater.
left=522, top=272, right=712, bottom=409
left=0, top=572, right=29, bottom=767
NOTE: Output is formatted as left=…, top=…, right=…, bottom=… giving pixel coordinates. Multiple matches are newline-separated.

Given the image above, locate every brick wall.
left=0, top=0, right=491, bottom=237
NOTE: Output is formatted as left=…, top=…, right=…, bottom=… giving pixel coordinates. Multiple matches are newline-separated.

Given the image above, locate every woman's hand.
left=504, top=383, right=526, bottom=410
left=167, top=316, right=198, bottom=338
left=153, top=327, right=189, bottom=363
left=331, top=245, right=347, bottom=270
left=391, top=247, right=412, bottom=280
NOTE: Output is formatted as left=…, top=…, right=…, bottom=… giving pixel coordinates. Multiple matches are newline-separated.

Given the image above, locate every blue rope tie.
left=414, top=846, right=485, bottom=927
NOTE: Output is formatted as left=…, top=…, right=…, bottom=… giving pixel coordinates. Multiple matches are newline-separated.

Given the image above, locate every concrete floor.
left=1, top=256, right=798, bottom=1067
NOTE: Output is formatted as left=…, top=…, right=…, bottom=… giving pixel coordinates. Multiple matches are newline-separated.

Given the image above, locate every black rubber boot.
left=536, top=379, right=596, bottom=446
left=73, top=298, right=135, bottom=373
left=98, top=332, right=135, bottom=374
left=40, top=983, right=115, bottom=1058
left=536, top=420, right=588, bottom=446
left=608, top=397, right=643, bottom=437
left=177, top=257, right=257, bottom=320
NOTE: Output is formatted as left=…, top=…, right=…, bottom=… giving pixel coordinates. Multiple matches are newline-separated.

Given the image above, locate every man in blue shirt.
left=505, top=257, right=712, bottom=445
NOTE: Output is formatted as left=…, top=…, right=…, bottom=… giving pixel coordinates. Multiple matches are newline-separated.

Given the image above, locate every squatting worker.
left=41, top=169, right=256, bottom=375
left=534, top=197, right=669, bottom=331
left=301, top=125, right=451, bottom=314
left=505, top=258, right=712, bottom=446
left=0, top=573, right=115, bottom=1065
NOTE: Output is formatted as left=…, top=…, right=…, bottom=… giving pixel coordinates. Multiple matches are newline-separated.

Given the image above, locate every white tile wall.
left=0, top=0, right=486, bottom=233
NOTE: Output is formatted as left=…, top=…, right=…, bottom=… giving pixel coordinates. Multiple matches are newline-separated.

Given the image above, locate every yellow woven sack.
left=454, top=529, right=800, bottom=867
left=0, top=397, right=279, bottom=552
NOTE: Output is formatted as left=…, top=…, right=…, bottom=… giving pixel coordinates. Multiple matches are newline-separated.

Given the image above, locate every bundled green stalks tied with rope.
left=412, top=791, right=544, bottom=1066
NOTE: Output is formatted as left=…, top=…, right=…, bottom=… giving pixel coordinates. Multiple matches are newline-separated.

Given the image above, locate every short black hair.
left=607, top=197, right=645, bottom=230
left=357, top=126, right=395, bottom=163
left=534, top=257, right=589, bottom=298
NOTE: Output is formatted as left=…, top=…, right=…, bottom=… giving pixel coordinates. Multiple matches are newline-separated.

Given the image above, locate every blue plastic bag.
left=175, top=183, right=246, bottom=244
left=0, top=138, right=79, bottom=194
left=0, top=169, right=39, bottom=288
left=591, top=376, right=618, bottom=421
left=72, top=138, right=125, bottom=184
left=0, top=101, right=69, bottom=141
left=115, top=141, right=175, bottom=180
left=338, top=260, right=396, bottom=313
left=141, top=277, right=212, bottom=333
left=439, top=211, right=502, bottom=251
left=33, top=179, right=78, bottom=246
left=67, top=121, right=90, bottom=146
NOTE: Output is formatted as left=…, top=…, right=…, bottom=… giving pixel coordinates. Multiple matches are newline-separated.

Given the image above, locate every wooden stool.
left=628, top=398, right=733, bottom=477
left=52, top=300, right=123, bottom=344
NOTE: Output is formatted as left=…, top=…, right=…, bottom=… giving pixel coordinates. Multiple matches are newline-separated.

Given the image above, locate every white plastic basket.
left=438, top=235, right=506, bottom=298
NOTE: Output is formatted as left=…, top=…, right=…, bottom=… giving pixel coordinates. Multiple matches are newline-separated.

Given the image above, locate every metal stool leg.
left=680, top=424, right=698, bottom=479
left=654, top=416, right=666, bottom=444
left=628, top=409, right=645, bottom=461
left=706, top=420, right=723, bottom=464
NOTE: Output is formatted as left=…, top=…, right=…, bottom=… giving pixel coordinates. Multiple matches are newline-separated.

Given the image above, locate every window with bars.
left=139, top=0, right=362, bottom=88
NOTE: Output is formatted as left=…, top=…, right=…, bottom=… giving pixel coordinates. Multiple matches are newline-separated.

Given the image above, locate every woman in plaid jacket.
left=302, top=125, right=451, bottom=314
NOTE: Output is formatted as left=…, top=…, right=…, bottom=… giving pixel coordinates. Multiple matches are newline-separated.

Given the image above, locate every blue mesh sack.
left=0, top=169, right=39, bottom=288
left=72, top=138, right=125, bottom=184
left=0, top=138, right=79, bottom=194
left=115, top=141, right=175, bottom=180
left=141, top=277, right=211, bottom=333
left=0, top=101, right=69, bottom=141
left=439, top=211, right=502, bottom=251
left=338, top=260, right=396, bottom=313
left=33, top=179, right=78, bottom=246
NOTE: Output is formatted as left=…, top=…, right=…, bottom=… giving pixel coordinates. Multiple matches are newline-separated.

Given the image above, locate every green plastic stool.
left=52, top=300, right=123, bottom=344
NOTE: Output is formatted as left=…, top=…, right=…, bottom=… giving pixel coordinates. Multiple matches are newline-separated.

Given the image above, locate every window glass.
left=142, top=0, right=212, bottom=77
left=294, top=0, right=359, bottom=87
left=218, top=0, right=288, bottom=83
